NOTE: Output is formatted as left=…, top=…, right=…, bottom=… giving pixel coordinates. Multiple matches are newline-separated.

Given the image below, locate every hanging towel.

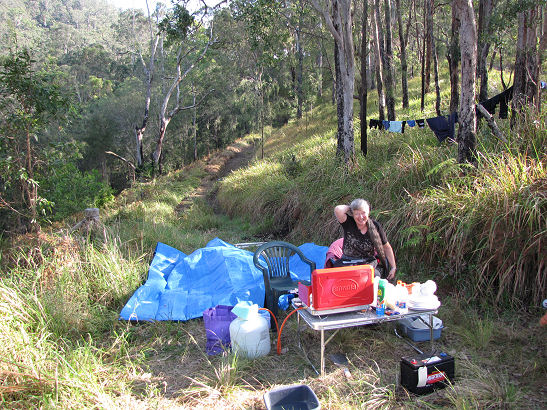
left=426, top=113, right=458, bottom=143
left=383, top=120, right=390, bottom=130
left=407, top=120, right=416, bottom=127
left=387, top=121, right=405, bottom=133
left=416, top=119, right=425, bottom=128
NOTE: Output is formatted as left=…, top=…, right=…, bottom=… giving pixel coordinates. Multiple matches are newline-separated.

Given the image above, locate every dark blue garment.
left=498, top=86, right=513, bottom=119
left=476, top=86, right=513, bottom=119
left=426, top=113, right=458, bottom=143
left=383, top=120, right=390, bottom=130
left=407, top=120, right=416, bottom=127
left=369, top=119, right=382, bottom=129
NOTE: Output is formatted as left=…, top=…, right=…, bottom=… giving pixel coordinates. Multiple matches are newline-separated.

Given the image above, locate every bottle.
left=376, top=279, right=387, bottom=315
left=395, top=284, right=409, bottom=314
left=384, top=283, right=396, bottom=310
left=372, top=276, right=380, bottom=307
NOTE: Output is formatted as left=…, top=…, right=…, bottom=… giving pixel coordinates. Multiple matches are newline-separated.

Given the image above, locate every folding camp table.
left=292, top=300, right=438, bottom=375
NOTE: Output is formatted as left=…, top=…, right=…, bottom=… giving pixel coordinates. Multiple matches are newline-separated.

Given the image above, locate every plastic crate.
left=264, top=384, right=320, bottom=410
left=396, top=316, right=443, bottom=342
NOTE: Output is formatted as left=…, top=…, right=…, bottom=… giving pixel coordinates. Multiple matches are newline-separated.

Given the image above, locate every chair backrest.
left=253, top=241, right=316, bottom=282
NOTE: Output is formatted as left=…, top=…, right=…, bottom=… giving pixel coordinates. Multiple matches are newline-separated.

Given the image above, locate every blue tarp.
left=119, top=238, right=328, bottom=322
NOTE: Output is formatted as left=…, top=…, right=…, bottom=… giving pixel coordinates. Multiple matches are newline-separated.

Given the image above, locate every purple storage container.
left=203, top=305, right=236, bottom=355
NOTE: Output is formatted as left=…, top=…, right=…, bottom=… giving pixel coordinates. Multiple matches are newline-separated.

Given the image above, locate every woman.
left=334, top=198, right=397, bottom=280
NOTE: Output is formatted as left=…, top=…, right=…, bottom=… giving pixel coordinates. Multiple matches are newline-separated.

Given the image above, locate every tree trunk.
left=477, top=0, right=494, bottom=102
left=432, top=34, right=441, bottom=116
left=151, top=26, right=212, bottom=170
left=192, top=88, right=197, bottom=161
left=134, top=8, right=160, bottom=168
left=383, top=0, right=396, bottom=120
left=372, top=0, right=386, bottom=120
left=448, top=1, right=460, bottom=114
left=360, top=0, right=369, bottom=156
left=456, top=0, right=477, bottom=165
left=334, top=40, right=344, bottom=154
left=312, top=0, right=355, bottom=163
left=416, top=0, right=429, bottom=112
left=318, top=21, right=323, bottom=97
left=538, top=6, right=547, bottom=112
left=395, top=0, right=409, bottom=108
left=424, top=0, right=433, bottom=93
left=24, top=124, right=38, bottom=232
left=296, top=11, right=304, bottom=119
left=512, top=7, right=540, bottom=124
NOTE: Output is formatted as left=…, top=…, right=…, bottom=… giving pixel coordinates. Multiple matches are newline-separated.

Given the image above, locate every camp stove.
left=298, top=265, right=375, bottom=315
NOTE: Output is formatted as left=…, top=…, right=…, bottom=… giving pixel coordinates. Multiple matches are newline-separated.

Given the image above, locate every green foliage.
left=0, top=49, right=70, bottom=233
left=159, top=4, right=195, bottom=45
left=38, top=163, right=114, bottom=221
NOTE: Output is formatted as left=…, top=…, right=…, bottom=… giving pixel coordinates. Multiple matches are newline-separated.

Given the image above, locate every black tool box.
left=400, top=352, right=455, bottom=394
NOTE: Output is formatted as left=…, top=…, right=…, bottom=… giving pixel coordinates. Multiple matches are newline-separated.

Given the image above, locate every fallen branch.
left=477, top=103, right=508, bottom=143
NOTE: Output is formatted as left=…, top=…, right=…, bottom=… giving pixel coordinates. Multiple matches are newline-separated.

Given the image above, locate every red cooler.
left=299, top=265, right=374, bottom=315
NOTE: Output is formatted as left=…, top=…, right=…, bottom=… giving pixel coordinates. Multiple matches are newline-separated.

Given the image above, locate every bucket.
left=264, top=384, right=320, bottom=410
left=203, top=305, right=236, bottom=355
left=229, top=302, right=270, bottom=358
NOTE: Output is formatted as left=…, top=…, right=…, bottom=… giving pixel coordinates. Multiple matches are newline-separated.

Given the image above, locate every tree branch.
left=476, top=104, right=507, bottom=143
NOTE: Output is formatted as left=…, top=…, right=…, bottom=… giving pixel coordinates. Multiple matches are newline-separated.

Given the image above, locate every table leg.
left=320, top=329, right=325, bottom=376
left=429, top=313, right=434, bottom=352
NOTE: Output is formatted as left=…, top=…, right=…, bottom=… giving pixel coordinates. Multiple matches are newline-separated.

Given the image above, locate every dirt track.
left=175, top=139, right=257, bottom=214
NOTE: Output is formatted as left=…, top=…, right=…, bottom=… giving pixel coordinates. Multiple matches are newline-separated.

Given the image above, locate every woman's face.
left=352, top=209, right=368, bottom=227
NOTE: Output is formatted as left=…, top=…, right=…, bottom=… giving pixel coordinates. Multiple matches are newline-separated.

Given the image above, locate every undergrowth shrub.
left=39, top=163, right=114, bottom=221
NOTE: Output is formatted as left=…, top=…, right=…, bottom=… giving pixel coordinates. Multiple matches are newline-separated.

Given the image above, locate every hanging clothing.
left=383, top=120, right=390, bottom=130
left=417, top=119, right=426, bottom=128
left=426, top=113, right=458, bottom=143
left=498, top=86, right=513, bottom=119
left=407, top=120, right=416, bottom=127
left=387, top=121, right=406, bottom=133
left=369, top=119, right=382, bottom=129
left=476, top=86, right=514, bottom=120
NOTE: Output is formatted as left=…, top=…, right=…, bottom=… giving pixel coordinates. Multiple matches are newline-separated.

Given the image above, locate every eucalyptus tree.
left=477, top=0, right=494, bottom=103
left=152, top=3, right=214, bottom=174
left=310, top=0, right=355, bottom=164
left=455, top=0, right=477, bottom=165
left=512, top=2, right=543, bottom=122
left=382, top=0, right=396, bottom=120
left=395, top=0, right=412, bottom=109
left=359, top=0, right=369, bottom=156
left=372, top=0, right=386, bottom=121
left=447, top=0, right=460, bottom=113
left=132, top=3, right=162, bottom=169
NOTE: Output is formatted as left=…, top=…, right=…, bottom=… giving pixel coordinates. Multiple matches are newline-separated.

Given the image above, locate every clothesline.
left=369, top=86, right=515, bottom=143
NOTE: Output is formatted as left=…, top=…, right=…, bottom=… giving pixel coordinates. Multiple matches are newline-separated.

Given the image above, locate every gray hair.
left=350, top=198, right=370, bottom=214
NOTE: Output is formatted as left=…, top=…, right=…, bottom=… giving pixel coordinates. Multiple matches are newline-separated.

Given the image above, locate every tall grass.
left=0, top=234, right=149, bottom=406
